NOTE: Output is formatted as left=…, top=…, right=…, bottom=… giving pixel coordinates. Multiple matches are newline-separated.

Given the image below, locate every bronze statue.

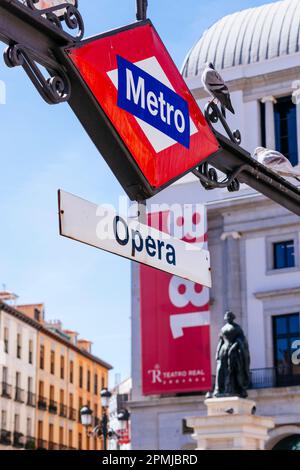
left=213, top=311, right=250, bottom=398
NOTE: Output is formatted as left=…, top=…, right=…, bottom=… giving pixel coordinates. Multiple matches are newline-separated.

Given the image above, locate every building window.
left=273, top=435, right=300, bottom=450
left=78, top=433, right=82, bottom=450
left=260, top=102, right=266, bottom=147
left=273, top=313, right=300, bottom=384
left=94, top=373, right=98, bottom=395
left=101, top=376, right=105, bottom=390
left=79, top=366, right=83, bottom=388
left=68, top=430, right=73, bottom=449
left=274, top=96, right=298, bottom=166
left=70, top=361, right=74, bottom=384
left=87, top=370, right=91, bottom=392
left=14, top=414, right=20, bottom=433
left=50, top=351, right=55, bottom=375
left=40, top=345, right=45, bottom=370
left=4, top=327, right=9, bottom=354
left=1, top=410, right=7, bottom=429
left=59, top=426, right=64, bottom=448
left=34, top=308, right=41, bottom=322
left=16, top=333, right=21, bottom=359
left=273, top=240, right=295, bottom=270
left=28, top=340, right=33, bottom=364
left=27, top=417, right=32, bottom=437
left=60, top=356, right=65, bottom=380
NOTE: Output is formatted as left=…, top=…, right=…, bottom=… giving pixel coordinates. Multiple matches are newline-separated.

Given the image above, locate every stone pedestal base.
left=187, top=397, right=275, bottom=450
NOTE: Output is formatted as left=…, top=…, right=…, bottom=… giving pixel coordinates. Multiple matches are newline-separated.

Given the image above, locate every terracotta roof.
left=0, top=300, right=113, bottom=370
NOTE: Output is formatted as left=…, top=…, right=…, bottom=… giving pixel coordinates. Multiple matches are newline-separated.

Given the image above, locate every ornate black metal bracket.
left=4, top=43, right=71, bottom=104
left=205, top=101, right=242, bottom=145
left=192, top=101, right=245, bottom=192
left=23, top=0, right=84, bottom=40
left=192, top=162, right=249, bottom=192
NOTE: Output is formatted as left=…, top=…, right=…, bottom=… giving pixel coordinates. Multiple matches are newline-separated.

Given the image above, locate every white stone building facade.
left=0, top=303, right=37, bottom=450
left=130, top=0, right=300, bottom=451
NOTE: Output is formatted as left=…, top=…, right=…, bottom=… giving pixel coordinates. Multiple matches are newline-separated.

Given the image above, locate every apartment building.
left=0, top=295, right=37, bottom=450
left=0, top=296, right=112, bottom=450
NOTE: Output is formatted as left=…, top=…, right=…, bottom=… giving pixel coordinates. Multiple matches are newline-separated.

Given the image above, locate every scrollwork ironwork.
left=22, top=0, right=84, bottom=40
left=192, top=162, right=249, bottom=193
left=4, top=43, right=71, bottom=104
left=191, top=101, right=246, bottom=192
left=205, top=101, right=242, bottom=145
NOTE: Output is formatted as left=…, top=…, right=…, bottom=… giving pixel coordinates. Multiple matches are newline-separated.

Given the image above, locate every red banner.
left=140, top=209, right=212, bottom=395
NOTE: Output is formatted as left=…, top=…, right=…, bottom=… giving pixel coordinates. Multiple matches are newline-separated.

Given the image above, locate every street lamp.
left=117, top=409, right=130, bottom=431
left=80, top=389, right=114, bottom=450
left=80, top=405, right=93, bottom=428
left=100, top=388, right=112, bottom=408
left=100, top=388, right=111, bottom=450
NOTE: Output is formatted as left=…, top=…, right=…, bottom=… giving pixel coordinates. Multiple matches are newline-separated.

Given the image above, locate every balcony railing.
left=13, top=432, right=25, bottom=449
left=49, top=442, right=59, bottom=451
left=15, top=387, right=25, bottom=403
left=49, top=400, right=58, bottom=414
left=37, top=396, right=47, bottom=411
left=1, top=382, right=12, bottom=399
left=36, top=439, right=48, bottom=450
left=59, top=404, right=68, bottom=418
left=59, top=444, right=68, bottom=450
left=69, top=407, right=77, bottom=421
left=25, top=436, right=36, bottom=450
left=27, top=392, right=36, bottom=408
left=0, top=429, right=12, bottom=446
left=250, top=368, right=300, bottom=389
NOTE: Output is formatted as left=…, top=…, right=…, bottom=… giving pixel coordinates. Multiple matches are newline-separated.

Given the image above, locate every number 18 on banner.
left=140, top=208, right=212, bottom=396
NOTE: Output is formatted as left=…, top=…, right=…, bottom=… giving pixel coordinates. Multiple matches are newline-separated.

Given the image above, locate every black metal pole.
left=136, top=0, right=148, bottom=21
left=102, top=411, right=108, bottom=451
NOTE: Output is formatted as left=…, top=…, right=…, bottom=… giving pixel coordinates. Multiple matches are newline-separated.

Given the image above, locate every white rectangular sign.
left=58, top=190, right=212, bottom=288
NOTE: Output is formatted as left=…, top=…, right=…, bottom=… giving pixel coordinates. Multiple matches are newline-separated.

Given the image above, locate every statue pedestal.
left=187, top=397, right=275, bottom=450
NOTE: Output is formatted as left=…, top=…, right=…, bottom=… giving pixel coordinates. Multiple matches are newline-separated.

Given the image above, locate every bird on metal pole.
left=202, top=62, right=235, bottom=116
left=253, top=147, right=300, bottom=182
left=136, top=0, right=148, bottom=21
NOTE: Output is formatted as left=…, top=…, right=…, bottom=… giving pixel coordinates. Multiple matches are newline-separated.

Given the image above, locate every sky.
left=0, top=0, right=276, bottom=383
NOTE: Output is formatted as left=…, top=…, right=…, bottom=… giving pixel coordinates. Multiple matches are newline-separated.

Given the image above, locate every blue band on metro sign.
left=117, top=55, right=190, bottom=149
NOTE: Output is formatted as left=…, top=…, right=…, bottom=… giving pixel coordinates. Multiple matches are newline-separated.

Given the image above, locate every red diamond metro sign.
left=60, top=20, right=219, bottom=200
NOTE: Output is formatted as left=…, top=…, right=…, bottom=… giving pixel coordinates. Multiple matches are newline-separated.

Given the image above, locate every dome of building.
left=182, top=0, right=300, bottom=78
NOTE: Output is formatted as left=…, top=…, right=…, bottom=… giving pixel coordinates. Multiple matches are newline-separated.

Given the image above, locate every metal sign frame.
left=0, top=0, right=300, bottom=216
left=57, top=20, right=220, bottom=201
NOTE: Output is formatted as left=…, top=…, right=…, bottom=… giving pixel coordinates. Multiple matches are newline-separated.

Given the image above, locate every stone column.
left=187, top=397, right=275, bottom=451
left=261, top=96, right=277, bottom=150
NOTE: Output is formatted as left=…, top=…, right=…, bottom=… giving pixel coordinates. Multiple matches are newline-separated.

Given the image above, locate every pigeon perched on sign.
left=201, top=62, right=235, bottom=115
left=253, top=147, right=300, bottom=182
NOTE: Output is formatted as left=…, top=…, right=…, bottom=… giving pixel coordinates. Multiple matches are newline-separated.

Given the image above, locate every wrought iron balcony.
left=250, top=368, right=300, bottom=389
left=27, top=391, right=36, bottom=407
left=37, top=396, right=47, bottom=411
left=14, top=387, right=25, bottom=403
left=68, top=407, right=76, bottom=421
left=1, top=382, right=12, bottom=398
left=48, top=441, right=59, bottom=451
left=13, top=431, right=25, bottom=449
left=25, top=436, right=36, bottom=450
left=0, top=429, right=11, bottom=446
left=36, top=439, right=48, bottom=450
left=59, top=404, right=68, bottom=418
left=49, top=400, right=58, bottom=414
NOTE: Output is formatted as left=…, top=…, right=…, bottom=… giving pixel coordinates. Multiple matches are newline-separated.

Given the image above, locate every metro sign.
left=61, top=21, right=219, bottom=200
